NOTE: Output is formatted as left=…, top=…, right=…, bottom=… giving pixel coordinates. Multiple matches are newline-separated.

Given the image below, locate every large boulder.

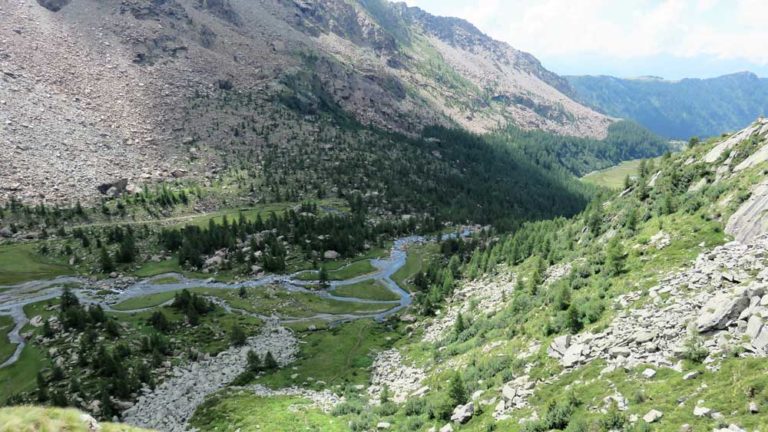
left=547, top=334, right=571, bottom=358
left=561, top=343, right=587, bottom=367
left=37, top=0, right=70, bottom=12
left=643, top=409, right=663, bottom=423
left=450, top=402, right=474, bottom=424
left=696, top=291, right=750, bottom=332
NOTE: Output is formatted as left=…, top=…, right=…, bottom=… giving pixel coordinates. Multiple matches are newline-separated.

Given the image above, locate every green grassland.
left=581, top=158, right=646, bottom=189
left=188, top=286, right=393, bottom=317
left=258, top=319, right=398, bottom=389
left=330, top=280, right=400, bottom=301
left=111, top=291, right=178, bottom=311
left=0, top=315, right=17, bottom=365
left=391, top=243, right=437, bottom=292
left=0, top=243, right=72, bottom=286
left=190, top=394, right=346, bottom=432
left=295, top=259, right=378, bottom=281
left=0, top=345, right=48, bottom=405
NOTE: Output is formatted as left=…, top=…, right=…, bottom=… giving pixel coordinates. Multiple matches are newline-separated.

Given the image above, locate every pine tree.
left=105, top=319, right=121, bottom=338
left=230, top=324, right=246, bottom=347
left=318, top=266, right=329, bottom=288
left=246, top=350, right=262, bottom=373
left=149, top=311, right=170, bottom=332
left=36, top=372, right=48, bottom=402
left=60, top=287, right=79, bottom=312
left=264, top=351, right=278, bottom=370
left=238, top=286, right=247, bottom=298
left=117, top=231, right=136, bottom=263
left=448, top=372, right=467, bottom=406
left=454, top=313, right=465, bottom=336
left=380, top=384, right=390, bottom=404
left=605, top=238, right=626, bottom=276
left=100, top=246, right=115, bottom=273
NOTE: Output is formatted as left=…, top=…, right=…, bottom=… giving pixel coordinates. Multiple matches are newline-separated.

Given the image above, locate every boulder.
left=79, top=413, right=100, bottom=431
left=450, top=402, right=474, bottom=424
left=641, top=368, right=656, bottom=379
left=97, top=178, right=128, bottom=196
left=439, top=424, right=453, bottom=432
left=696, top=292, right=750, bottom=332
left=642, top=409, right=663, bottom=423
left=0, top=227, right=12, bottom=238
left=323, top=250, right=340, bottom=260
left=693, top=406, right=711, bottom=417
left=682, top=371, right=699, bottom=380
left=37, top=0, right=71, bottom=12
left=501, top=383, right=516, bottom=401
left=561, top=343, right=586, bottom=367
left=547, top=334, right=571, bottom=358
left=634, top=330, right=657, bottom=344
left=376, top=421, right=391, bottom=429
left=752, top=326, right=768, bottom=351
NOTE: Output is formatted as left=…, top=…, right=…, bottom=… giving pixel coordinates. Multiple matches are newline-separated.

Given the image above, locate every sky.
left=401, top=0, right=768, bottom=79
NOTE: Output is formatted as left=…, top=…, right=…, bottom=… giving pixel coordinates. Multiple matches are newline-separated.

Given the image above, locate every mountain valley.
left=1, top=1, right=768, bottom=432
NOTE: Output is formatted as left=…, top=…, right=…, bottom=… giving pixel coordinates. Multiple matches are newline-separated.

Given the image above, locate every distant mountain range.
left=566, top=72, right=768, bottom=139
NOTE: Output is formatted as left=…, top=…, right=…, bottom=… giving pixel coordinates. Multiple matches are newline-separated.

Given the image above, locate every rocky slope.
left=0, top=0, right=610, bottom=204
left=383, top=119, right=768, bottom=431
left=123, top=323, right=298, bottom=431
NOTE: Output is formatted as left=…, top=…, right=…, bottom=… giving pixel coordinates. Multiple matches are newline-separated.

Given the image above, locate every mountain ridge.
left=566, top=71, right=768, bottom=139
left=1, top=0, right=611, bottom=205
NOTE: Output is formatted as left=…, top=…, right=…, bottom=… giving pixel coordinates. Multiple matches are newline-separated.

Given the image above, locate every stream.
left=0, top=233, right=452, bottom=369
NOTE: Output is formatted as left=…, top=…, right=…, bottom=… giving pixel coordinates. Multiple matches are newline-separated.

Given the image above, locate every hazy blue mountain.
left=566, top=72, right=768, bottom=139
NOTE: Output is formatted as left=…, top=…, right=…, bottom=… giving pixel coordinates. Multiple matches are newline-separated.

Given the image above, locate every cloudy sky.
left=401, top=0, right=768, bottom=79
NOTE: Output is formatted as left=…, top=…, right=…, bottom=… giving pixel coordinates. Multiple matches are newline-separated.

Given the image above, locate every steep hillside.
left=567, top=72, right=768, bottom=139
left=187, top=118, right=768, bottom=431
left=0, top=0, right=610, bottom=204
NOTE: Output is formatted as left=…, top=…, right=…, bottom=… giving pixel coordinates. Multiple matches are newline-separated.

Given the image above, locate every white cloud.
left=402, top=0, right=768, bottom=65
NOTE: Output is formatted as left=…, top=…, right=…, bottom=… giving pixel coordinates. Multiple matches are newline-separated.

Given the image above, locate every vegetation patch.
left=582, top=158, right=649, bottom=189
left=0, top=315, right=17, bottom=365
left=0, top=406, right=151, bottom=432
left=110, top=291, right=178, bottom=311
left=296, top=259, right=377, bottom=281
left=258, top=320, right=398, bottom=389
left=330, top=280, right=400, bottom=301
left=190, top=393, right=346, bottom=432
left=0, top=243, right=72, bottom=286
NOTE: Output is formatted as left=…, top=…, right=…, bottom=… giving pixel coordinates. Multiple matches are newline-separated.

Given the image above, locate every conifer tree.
left=448, top=372, right=467, bottom=406
left=230, top=324, right=246, bottom=347
left=100, top=246, right=115, bottom=273
left=264, top=351, right=278, bottom=370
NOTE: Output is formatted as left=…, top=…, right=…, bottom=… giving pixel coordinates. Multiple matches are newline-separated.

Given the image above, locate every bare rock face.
left=37, top=0, right=70, bottom=12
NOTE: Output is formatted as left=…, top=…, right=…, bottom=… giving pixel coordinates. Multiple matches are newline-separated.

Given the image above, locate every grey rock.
left=450, top=402, right=474, bottom=424
left=696, top=291, right=750, bottom=332
left=547, top=334, right=571, bottom=358
left=642, top=409, right=663, bottom=423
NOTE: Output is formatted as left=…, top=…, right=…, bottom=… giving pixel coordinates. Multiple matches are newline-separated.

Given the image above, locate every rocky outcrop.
left=547, top=237, right=768, bottom=370
left=726, top=180, right=768, bottom=243
left=368, top=349, right=426, bottom=403
left=422, top=274, right=516, bottom=343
